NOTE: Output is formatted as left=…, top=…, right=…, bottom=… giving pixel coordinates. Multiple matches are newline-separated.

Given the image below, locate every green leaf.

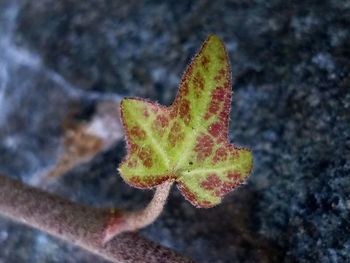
left=118, top=35, right=253, bottom=208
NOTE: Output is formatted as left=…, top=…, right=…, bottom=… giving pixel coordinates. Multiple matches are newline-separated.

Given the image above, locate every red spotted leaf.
left=118, top=35, right=253, bottom=208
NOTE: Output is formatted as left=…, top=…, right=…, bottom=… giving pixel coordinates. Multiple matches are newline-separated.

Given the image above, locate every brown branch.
left=0, top=174, right=194, bottom=263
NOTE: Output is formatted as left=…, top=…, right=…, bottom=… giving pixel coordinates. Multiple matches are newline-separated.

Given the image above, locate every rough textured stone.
left=0, top=0, right=349, bottom=262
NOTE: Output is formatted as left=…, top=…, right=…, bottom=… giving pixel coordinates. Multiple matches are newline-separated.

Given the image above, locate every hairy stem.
left=0, top=174, right=193, bottom=263
left=103, top=181, right=173, bottom=243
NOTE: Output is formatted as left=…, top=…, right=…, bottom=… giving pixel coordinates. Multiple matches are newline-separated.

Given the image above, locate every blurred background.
left=0, top=0, right=349, bottom=262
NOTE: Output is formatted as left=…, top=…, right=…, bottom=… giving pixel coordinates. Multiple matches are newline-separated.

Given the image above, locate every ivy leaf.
left=118, top=35, right=253, bottom=208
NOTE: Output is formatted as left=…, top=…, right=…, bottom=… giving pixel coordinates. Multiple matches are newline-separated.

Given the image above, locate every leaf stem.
left=102, top=181, right=173, bottom=243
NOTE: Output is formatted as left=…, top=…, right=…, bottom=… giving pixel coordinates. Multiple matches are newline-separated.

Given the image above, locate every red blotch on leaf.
left=157, top=114, right=169, bottom=127
left=200, top=173, right=221, bottom=190
left=143, top=107, right=150, bottom=118
left=179, top=99, right=191, bottom=124
left=129, top=126, right=146, bottom=141
left=205, top=87, right=226, bottom=120
left=129, top=142, right=139, bottom=152
left=214, top=181, right=239, bottom=197
left=229, top=148, right=239, bottom=159
left=152, top=114, right=169, bottom=137
left=150, top=104, right=159, bottom=113
left=180, top=81, right=190, bottom=97
left=214, top=68, right=227, bottom=82
left=212, top=147, right=228, bottom=163
left=218, top=54, right=226, bottom=63
left=194, top=134, right=214, bottom=161
left=213, top=86, right=226, bottom=100
left=193, top=72, right=204, bottom=97
left=201, top=55, right=210, bottom=70
left=143, top=158, right=152, bottom=168
left=127, top=158, right=137, bottom=168
left=168, top=121, right=184, bottom=147
left=208, top=122, right=224, bottom=138
left=217, top=83, right=231, bottom=123
left=137, top=146, right=153, bottom=168
left=227, top=172, right=241, bottom=181
left=207, top=103, right=220, bottom=118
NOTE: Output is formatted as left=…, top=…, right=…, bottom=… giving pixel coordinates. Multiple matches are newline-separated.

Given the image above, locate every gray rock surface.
left=0, top=0, right=349, bottom=262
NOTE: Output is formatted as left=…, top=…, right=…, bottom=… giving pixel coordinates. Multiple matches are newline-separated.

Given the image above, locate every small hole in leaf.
left=189, top=161, right=193, bottom=165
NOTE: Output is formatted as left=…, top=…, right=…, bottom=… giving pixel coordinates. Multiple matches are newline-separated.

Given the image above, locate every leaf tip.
left=204, top=34, right=226, bottom=51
